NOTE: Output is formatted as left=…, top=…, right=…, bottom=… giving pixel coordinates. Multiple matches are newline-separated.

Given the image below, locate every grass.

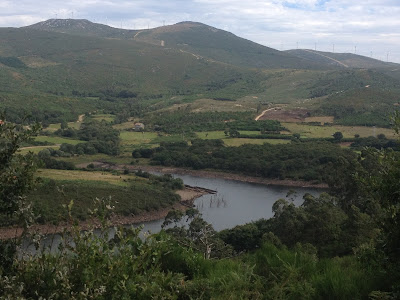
left=36, top=169, right=133, bottom=186
left=44, top=123, right=61, bottom=132
left=42, top=117, right=82, bottom=133
left=120, top=131, right=159, bottom=145
left=195, top=131, right=290, bottom=146
left=113, top=121, right=135, bottom=130
left=56, top=153, right=133, bottom=166
left=27, top=171, right=181, bottom=224
left=304, top=116, right=334, bottom=124
left=67, top=121, right=82, bottom=130
left=19, top=145, right=60, bottom=155
left=282, top=122, right=397, bottom=139
left=91, top=114, right=115, bottom=122
left=195, top=131, right=227, bottom=139
left=34, top=135, right=83, bottom=145
left=224, top=138, right=290, bottom=146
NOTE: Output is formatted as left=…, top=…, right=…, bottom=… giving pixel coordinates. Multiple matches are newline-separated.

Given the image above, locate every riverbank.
left=0, top=185, right=209, bottom=240
left=141, top=166, right=329, bottom=189
left=80, top=162, right=329, bottom=189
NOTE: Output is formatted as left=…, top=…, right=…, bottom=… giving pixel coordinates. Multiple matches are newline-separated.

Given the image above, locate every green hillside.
left=286, top=49, right=397, bottom=69
left=0, top=26, right=267, bottom=122
left=132, top=21, right=328, bottom=70
left=26, top=19, right=327, bottom=70
left=1, top=19, right=400, bottom=127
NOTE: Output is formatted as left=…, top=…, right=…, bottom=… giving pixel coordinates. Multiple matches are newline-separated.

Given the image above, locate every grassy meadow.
left=36, top=169, right=134, bottom=186
left=34, top=135, right=83, bottom=145
left=283, top=122, right=397, bottom=139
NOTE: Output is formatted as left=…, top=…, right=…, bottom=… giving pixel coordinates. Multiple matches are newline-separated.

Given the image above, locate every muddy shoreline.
left=0, top=186, right=209, bottom=240
left=0, top=164, right=327, bottom=239
left=100, top=163, right=329, bottom=189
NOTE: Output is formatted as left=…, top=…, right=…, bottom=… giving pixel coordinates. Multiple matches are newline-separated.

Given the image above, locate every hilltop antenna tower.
left=314, top=42, right=317, bottom=51
left=354, top=45, right=357, bottom=54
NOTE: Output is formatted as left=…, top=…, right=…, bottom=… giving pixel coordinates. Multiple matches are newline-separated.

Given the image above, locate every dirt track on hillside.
left=257, top=108, right=311, bottom=122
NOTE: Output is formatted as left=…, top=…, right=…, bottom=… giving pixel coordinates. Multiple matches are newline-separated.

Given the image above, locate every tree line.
left=136, top=139, right=356, bottom=182
left=1, top=116, right=400, bottom=298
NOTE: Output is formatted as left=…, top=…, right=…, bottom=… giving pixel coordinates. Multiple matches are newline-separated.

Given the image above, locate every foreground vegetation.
left=1, top=112, right=400, bottom=298
left=2, top=18, right=400, bottom=298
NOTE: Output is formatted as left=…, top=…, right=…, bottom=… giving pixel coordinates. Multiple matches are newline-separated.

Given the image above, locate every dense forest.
left=143, top=111, right=284, bottom=134
left=135, top=139, right=356, bottom=182
left=1, top=115, right=400, bottom=299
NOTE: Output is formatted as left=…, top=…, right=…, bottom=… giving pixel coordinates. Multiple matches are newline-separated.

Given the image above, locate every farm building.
left=134, top=122, right=145, bottom=131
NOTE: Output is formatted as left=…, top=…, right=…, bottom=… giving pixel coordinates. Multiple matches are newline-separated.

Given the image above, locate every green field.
left=19, top=145, right=60, bottom=155
left=224, top=138, right=290, bottom=146
left=90, top=114, right=115, bottom=122
left=36, top=169, right=133, bottom=186
left=195, top=131, right=227, bottom=139
left=120, top=131, right=159, bottom=145
left=44, top=123, right=61, bottom=132
left=55, top=153, right=133, bottom=166
left=113, top=121, right=135, bottom=130
left=195, top=131, right=289, bottom=146
left=283, top=122, right=397, bottom=139
left=34, top=135, right=83, bottom=145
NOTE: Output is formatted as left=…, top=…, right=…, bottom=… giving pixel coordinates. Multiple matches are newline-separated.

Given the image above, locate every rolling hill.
left=25, top=19, right=328, bottom=70
left=0, top=24, right=268, bottom=122
left=285, top=49, right=396, bottom=69
left=0, top=19, right=399, bottom=127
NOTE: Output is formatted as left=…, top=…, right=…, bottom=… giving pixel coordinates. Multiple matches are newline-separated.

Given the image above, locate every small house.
left=134, top=122, right=145, bottom=131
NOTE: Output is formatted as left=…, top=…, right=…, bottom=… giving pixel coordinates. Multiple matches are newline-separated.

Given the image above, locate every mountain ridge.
left=0, top=19, right=399, bottom=127
left=24, top=19, right=399, bottom=71
left=24, top=19, right=329, bottom=70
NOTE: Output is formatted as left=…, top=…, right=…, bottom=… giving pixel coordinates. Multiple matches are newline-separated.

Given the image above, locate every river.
left=144, top=173, right=323, bottom=231
left=23, top=173, right=324, bottom=254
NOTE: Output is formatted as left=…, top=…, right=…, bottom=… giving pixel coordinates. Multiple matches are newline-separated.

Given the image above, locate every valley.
left=1, top=18, right=400, bottom=299
left=1, top=18, right=396, bottom=219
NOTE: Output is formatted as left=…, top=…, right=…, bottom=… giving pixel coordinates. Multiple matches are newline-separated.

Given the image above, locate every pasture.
left=282, top=122, right=397, bottom=139
left=36, top=169, right=133, bottom=186
left=34, top=135, right=82, bottom=145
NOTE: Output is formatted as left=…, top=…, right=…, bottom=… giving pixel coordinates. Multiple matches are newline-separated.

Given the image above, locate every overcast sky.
left=1, top=0, right=399, bottom=63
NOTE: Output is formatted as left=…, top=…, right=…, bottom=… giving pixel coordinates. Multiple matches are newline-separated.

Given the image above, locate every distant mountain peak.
left=28, top=19, right=95, bottom=29
left=175, top=21, right=207, bottom=26
left=24, top=18, right=135, bottom=38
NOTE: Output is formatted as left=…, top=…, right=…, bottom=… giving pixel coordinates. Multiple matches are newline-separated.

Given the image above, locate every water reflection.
left=22, top=173, right=324, bottom=253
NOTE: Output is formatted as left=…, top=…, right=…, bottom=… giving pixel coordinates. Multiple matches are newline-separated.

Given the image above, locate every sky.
left=1, top=0, right=400, bottom=63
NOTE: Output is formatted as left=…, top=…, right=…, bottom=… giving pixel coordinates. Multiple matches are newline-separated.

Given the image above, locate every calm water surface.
left=156, top=173, right=323, bottom=231
left=24, top=173, right=324, bottom=254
